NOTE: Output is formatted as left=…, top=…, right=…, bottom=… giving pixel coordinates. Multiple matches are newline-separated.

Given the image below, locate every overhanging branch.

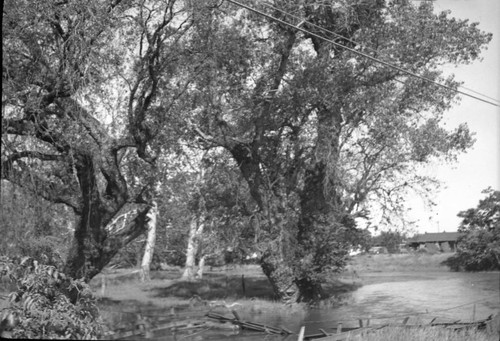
left=1, top=161, right=82, bottom=214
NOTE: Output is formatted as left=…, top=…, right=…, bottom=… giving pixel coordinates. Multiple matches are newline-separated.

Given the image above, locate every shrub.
left=0, top=257, right=103, bottom=339
left=443, top=189, right=500, bottom=272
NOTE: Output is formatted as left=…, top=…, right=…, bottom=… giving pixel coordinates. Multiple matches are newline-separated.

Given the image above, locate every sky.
left=407, top=0, right=500, bottom=234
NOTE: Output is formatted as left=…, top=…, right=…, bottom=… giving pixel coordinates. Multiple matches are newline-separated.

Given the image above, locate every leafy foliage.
left=0, top=182, right=72, bottom=267
left=0, top=257, right=103, bottom=339
left=443, top=188, right=500, bottom=271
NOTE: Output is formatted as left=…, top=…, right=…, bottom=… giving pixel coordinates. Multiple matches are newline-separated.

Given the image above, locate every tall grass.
left=346, top=326, right=497, bottom=341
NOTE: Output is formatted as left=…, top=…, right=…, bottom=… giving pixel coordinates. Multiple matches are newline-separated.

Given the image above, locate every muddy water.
left=157, top=272, right=500, bottom=340
left=305, top=271, right=500, bottom=335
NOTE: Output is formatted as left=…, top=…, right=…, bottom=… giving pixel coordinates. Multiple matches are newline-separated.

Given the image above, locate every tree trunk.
left=196, top=254, right=207, bottom=279
left=63, top=155, right=151, bottom=282
left=63, top=155, right=106, bottom=280
left=260, top=251, right=300, bottom=303
left=64, top=206, right=149, bottom=282
left=141, top=201, right=158, bottom=282
left=182, top=216, right=205, bottom=281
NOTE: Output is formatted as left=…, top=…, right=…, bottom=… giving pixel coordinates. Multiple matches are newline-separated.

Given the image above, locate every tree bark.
left=196, top=254, right=207, bottom=279
left=141, top=201, right=158, bottom=282
left=63, top=152, right=151, bottom=282
left=261, top=251, right=300, bottom=303
left=182, top=216, right=205, bottom=281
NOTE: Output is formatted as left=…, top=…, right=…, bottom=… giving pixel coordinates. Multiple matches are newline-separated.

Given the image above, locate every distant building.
left=407, top=232, right=464, bottom=252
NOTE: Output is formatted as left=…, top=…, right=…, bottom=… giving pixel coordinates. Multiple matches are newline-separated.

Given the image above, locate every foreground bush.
left=0, top=256, right=103, bottom=339
left=443, top=189, right=500, bottom=272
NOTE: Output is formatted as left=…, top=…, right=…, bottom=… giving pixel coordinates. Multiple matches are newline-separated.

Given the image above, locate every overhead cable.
left=225, top=0, right=499, bottom=107
left=262, top=1, right=500, bottom=105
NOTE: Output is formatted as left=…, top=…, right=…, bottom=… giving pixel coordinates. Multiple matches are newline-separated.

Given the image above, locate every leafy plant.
left=0, top=257, right=103, bottom=339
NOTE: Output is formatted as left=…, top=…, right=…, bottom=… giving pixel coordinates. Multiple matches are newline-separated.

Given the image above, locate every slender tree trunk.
left=197, top=254, right=207, bottom=279
left=141, top=201, right=158, bottom=282
left=182, top=216, right=205, bottom=281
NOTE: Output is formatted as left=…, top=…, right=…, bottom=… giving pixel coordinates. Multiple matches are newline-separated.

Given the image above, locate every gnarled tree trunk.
left=63, top=153, right=150, bottom=282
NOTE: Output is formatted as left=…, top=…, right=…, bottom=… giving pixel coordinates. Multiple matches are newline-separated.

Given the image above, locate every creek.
left=177, top=271, right=500, bottom=340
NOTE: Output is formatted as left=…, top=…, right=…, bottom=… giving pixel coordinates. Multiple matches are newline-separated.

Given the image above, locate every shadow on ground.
left=150, top=273, right=276, bottom=301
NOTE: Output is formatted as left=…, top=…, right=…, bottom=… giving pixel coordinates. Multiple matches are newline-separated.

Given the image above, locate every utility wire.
left=225, top=0, right=499, bottom=107
left=262, top=1, right=500, bottom=104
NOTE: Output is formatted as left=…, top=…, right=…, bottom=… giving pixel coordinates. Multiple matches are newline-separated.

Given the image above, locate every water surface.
left=155, top=271, right=500, bottom=340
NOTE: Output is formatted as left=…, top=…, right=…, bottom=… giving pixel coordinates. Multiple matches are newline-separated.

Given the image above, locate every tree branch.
left=1, top=161, right=82, bottom=214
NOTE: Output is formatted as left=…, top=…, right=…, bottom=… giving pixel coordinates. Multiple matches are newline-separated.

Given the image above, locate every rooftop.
left=408, top=231, right=464, bottom=243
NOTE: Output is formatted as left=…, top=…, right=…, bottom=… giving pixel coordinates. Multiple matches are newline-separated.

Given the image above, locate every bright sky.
left=410, top=0, right=500, bottom=233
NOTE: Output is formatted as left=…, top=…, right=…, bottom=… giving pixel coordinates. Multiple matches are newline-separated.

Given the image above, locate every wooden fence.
left=101, top=306, right=496, bottom=341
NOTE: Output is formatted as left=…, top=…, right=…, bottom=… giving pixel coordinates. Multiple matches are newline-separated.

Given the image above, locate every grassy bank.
left=91, top=253, right=455, bottom=315
left=3, top=254, right=498, bottom=339
left=90, top=265, right=309, bottom=322
left=346, top=325, right=498, bottom=341
left=346, top=252, right=452, bottom=273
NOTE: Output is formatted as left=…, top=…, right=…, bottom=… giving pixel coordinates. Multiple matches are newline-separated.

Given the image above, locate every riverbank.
left=89, top=253, right=456, bottom=329
left=89, top=254, right=500, bottom=340
left=91, top=264, right=307, bottom=325
left=341, top=252, right=454, bottom=286
left=91, top=253, right=457, bottom=313
left=3, top=253, right=497, bottom=339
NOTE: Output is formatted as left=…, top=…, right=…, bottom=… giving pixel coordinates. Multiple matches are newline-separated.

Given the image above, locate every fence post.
left=241, top=275, right=246, bottom=296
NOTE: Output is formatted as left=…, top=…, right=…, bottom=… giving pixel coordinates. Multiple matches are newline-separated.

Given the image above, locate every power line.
left=225, top=0, right=499, bottom=107
left=262, top=1, right=500, bottom=105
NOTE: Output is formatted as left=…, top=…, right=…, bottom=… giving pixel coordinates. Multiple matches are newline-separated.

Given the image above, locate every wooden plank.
left=240, top=320, right=283, bottom=334
left=298, top=326, right=305, bottom=341
left=232, top=310, right=241, bottom=321
left=319, top=328, right=330, bottom=336
left=206, top=311, right=289, bottom=335
left=305, top=326, right=361, bottom=339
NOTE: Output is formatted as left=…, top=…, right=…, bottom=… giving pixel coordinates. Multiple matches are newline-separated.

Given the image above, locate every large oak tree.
left=188, top=0, right=491, bottom=302
left=2, top=0, right=198, bottom=281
